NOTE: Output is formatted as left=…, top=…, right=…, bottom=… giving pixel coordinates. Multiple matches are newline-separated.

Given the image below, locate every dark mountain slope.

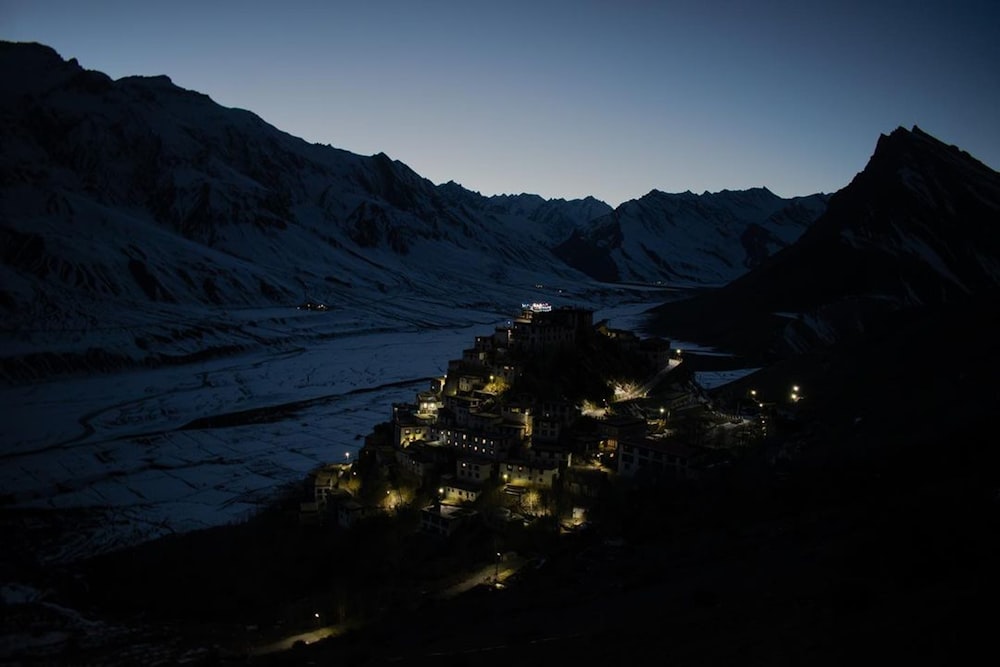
left=645, top=126, right=1000, bottom=358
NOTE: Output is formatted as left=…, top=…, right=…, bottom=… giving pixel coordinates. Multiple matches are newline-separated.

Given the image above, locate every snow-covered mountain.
left=553, top=187, right=829, bottom=285
left=1, top=41, right=831, bottom=384
left=484, top=192, right=613, bottom=244
left=0, top=42, right=616, bottom=381
left=0, top=42, right=599, bottom=311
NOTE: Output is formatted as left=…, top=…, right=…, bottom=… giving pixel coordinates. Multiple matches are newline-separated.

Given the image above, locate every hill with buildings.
left=4, top=40, right=999, bottom=666
left=65, top=296, right=999, bottom=666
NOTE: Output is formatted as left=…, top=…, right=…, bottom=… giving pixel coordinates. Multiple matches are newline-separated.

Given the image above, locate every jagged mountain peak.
left=641, top=186, right=778, bottom=201
left=647, top=126, right=1000, bottom=357
left=0, top=40, right=67, bottom=70
left=0, top=40, right=106, bottom=97
left=806, top=124, right=1000, bottom=247
left=119, top=73, right=175, bottom=87
left=556, top=186, right=828, bottom=285
left=871, top=124, right=992, bottom=172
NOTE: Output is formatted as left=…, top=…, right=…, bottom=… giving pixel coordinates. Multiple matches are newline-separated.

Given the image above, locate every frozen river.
left=1, top=297, right=667, bottom=562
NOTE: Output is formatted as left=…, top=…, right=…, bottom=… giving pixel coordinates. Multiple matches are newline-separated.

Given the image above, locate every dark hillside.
left=645, top=126, right=1000, bottom=359
left=264, top=293, right=1000, bottom=666
left=278, top=419, right=1000, bottom=666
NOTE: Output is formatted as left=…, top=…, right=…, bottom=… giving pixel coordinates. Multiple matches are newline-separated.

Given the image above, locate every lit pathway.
left=638, top=357, right=683, bottom=396
left=245, top=556, right=525, bottom=656
left=248, top=622, right=352, bottom=656
left=435, top=555, right=526, bottom=599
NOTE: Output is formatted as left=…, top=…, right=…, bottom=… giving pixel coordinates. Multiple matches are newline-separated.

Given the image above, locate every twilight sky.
left=4, top=0, right=999, bottom=206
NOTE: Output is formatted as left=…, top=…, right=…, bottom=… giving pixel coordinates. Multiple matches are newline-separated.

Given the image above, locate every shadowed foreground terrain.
left=67, top=325, right=1000, bottom=666
left=258, top=432, right=999, bottom=666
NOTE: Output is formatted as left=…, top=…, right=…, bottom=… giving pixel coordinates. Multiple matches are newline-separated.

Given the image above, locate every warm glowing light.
left=612, top=380, right=643, bottom=402
left=521, top=302, right=552, bottom=312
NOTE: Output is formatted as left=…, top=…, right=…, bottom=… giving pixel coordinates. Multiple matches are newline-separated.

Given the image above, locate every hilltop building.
left=374, top=303, right=692, bottom=495
left=510, top=304, right=594, bottom=352
left=334, top=301, right=709, bottom=534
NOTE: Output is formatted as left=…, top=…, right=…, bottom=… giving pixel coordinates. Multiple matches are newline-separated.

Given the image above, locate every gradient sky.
left=4, top=0, right=999, bottom=206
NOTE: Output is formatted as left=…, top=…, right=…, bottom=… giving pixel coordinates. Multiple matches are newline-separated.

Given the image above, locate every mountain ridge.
left=644, top=124, right=1000, bottom=359
left=1, top=40, right=830, bottom=383
left=554, top=186, right=829, bottom=285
